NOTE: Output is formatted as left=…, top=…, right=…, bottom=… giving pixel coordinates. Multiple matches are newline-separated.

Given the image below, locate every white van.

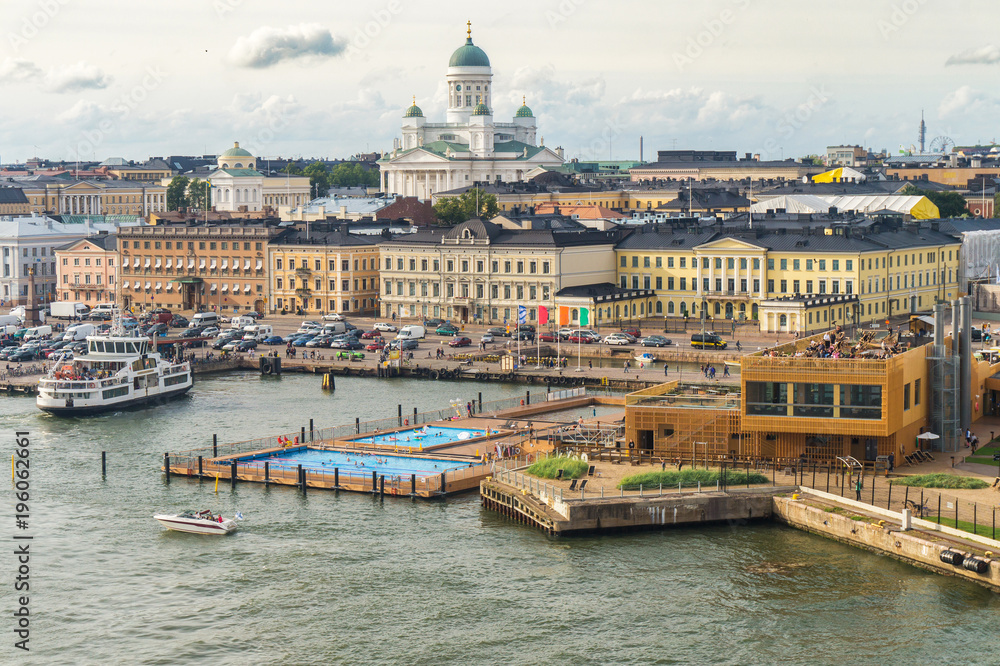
left=397, top=325, right=426, bottom=340
left=24, top=325, right=52, bottom=341
left=321, top=321, right=346, bottom=336
left=190, top=312, right=219, bottom=328
left=64, top=323, right=96, bottom=341
left=243, top=324, right=273, bottom=341
left=230, top=315, right=256, bottom=330
left=90, top=303, right=117, bottom=317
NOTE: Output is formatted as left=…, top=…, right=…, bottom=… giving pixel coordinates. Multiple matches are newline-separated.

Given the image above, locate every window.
left=680, top=258, right=686, bottom=268
left=903, top=383, right=911, bottom=411
left=664, top=277, right=671, bottom=290
left=385, top=258, right=391, bottom=270
left=780, top=259, right=787, bottom=270
left=793, top=259, right=800, bottom=270
left=819, top=260, right=826, bottom=271
left=620, top=256, right=626, bottom=267
left=806, top=280, right=813, bottom=293
left=276, top=259, right=282, bottom=270
left=767, top=258, right=774, bottom=270
left=276, top=278, right=283, bottom=289
left=516, top=261, right=523, bottom=273
left=631, top=256, right=639, bottom=268
left=643, top=257, right=651, bottom=268
left=504, top=261, right=511, bottom=273
left=806, top=259, right=813, bottom=271
left=542, top=262, right=550, bottom=274
left=727, top=258, right=735, bottom=270
left=780, top=279, right=787, bottom=293
left=767, top=279, right=774, bottom=293
left=679, top=277, right=686, bottom=291
left=740, top=258, right=747, bottom=269
left=914, top=379, right=921, bottom=406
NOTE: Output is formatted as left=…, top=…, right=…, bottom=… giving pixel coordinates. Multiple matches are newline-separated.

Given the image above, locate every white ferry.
left=36, top=322, right=192, bottom=415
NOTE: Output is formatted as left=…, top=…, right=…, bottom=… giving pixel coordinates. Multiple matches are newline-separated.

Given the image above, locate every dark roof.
left=54, top=234, right=117, bottom=252
left=556, top=283, right=655, bottom=301
left=0, top=187, right=28, bottom=204
left=374, top=196, right=436, bottom=226
left=271, top=226, right=378, bottom=247
left=658, top=189, right=750, bottom=210
left=379, top=219, right=623, bottom=248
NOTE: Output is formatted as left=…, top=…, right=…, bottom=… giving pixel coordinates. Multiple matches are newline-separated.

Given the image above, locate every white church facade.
left=208, top=143, right=310, bottom=213
left=378, top=23, right=564, bottom=199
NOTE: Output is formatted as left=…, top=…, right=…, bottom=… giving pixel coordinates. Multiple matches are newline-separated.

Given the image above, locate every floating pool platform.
left=162, top=390, right=626, bottom=498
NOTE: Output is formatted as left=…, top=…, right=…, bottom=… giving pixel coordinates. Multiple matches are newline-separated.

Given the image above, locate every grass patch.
left=527, top=455, right=589, bottom=480
left=617, top=468, right=769, bottom=490
left=892, top=473, right=988, bottom=490
left=965, top=455, right=1000, bottom=466
left=923, top=515, right=998, bottom=539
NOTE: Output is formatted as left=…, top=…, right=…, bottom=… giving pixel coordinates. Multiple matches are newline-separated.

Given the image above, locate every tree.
left=432, top=188, right=499, bottom=226
left=302, top=161, right=330, bottom=199
left=282, top=163, right=303, bottom=175
left=899, top=184, right=968, bottom=218
left=187, top=178, right=209, bottom=210
left=166, top=176, right=190, bottom=211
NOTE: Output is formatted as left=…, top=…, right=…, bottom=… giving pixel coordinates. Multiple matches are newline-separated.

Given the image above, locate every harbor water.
left=3, top=371, right=998, bottom=664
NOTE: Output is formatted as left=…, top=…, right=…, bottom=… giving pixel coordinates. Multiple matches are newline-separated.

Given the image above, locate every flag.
left=538, top=305, right=549, bottom=325
left=559, top=306, right=570, bottom=326
left=579, top=307, right=590, bottom=325
left=518, top=305, right=527, bottom=324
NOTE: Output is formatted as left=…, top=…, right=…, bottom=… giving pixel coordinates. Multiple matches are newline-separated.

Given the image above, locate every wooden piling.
left=334, top=467, right=340, bottom=489
left=163, top=453, right=170, bottom=481
left=197, top=455, right=203, bottom=477
left=213, top=434, right=218, bottom=458
left=101, top=451, right=106, bottom=478
left=230, top=460, right=237, bottom=489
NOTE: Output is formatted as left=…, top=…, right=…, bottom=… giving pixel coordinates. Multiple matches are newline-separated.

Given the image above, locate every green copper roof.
left=515, top=104, right=533, bottom=118
left=404, top=103, right=424, bottom=118
left=220, top=142, right=252, bottom=158
left=472, top=103, right=491, bottom=116
left=449, top=37, right=490, bottom=67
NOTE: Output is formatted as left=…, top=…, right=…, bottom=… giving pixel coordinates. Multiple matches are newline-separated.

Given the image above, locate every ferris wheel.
left=929, top=136, right=955, bottom=153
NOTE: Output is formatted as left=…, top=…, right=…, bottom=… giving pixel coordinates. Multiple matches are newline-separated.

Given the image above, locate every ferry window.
left=116, top=342, right=125, bottom=353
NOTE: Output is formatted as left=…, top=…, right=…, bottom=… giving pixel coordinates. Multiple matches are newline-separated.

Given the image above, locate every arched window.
left=640, top=303, right=644, bottom=315
left=779, top=314, right=787, bottom=327
left=234, top=163, right=243, bottom=169
left=714, top=302, right=721, bottom=315
left=664, top=301, right=671, bottom=314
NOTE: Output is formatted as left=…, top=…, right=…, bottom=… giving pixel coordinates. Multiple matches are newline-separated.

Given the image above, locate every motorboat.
left=634, top=352, right=657, bottom=364
left=37, top=310, right=192, bottom=415
left=154, top=510, right=240, bottom=535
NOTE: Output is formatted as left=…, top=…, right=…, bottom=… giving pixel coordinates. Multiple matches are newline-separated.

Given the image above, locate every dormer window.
left=462, top=229, right=472, bottom=239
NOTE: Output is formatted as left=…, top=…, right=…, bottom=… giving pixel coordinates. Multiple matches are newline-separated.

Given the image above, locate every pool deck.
left=161, top=394, right=626, bottom=498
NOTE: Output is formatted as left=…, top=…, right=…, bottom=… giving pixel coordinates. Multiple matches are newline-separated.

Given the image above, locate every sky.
left=1, top=0, right=998, bottom=165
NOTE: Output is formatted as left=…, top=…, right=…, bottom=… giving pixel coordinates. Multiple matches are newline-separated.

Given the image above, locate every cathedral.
left=378, top=23, right=564, bottom=198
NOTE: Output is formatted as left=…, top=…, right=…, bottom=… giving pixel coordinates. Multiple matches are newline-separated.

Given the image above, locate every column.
left=696, top=256, right=702, bottom=296
left=436, top=171, right=441, bottom=194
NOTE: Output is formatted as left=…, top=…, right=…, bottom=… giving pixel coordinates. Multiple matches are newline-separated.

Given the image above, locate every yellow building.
left=0, top=187, right=30, bottom=215
left=613, top=223, right=962, bottom=332
left=268, top=225, right=380, bottom=316
left=14, top=179, right=168, bottom=216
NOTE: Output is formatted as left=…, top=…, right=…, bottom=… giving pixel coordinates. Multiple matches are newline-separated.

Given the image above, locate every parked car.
left=181, top=327, right=204, bottom=338
left=518, top=324, right=536, bottom=333
left=481, top=333, right=495, bottom=343
left=331, top=339, right=363, bottom=350
left=621, top=327, right=642, bottom=339
left=365, top=341, right=384, bottom=352
left=292, top=336, right=315, bottom=347
left=360, top=329, right=381, bottom=339
left=568, top=334, right=594, bottom=343
left=603, top=333, right=632, bottom=346
left=423, top=318, right=445, bottom=328
left=557, top=328, right=575, bottom=340
left=690, top=333, right=728, bottom=349
left=389, top=338, right=418, bottom=351
left=200, top=326, right=221, bottom=337
left=449, top=336, right=472, bottom=347
left=487, top=326, right=509, bottom=337
left=640, top=335, right=673, bottom=347
left=336, top=350, right=365, bottom=360
left=617, top=332, right=638, bottom=343
left=235, top=339, right=258, bottom=352
left=373, top=322, right=397, bottom=332
left=8, top=349, right=37, bottom=362
left=436, top=323, right=460, bottom=336
left=305, top=336, right=332, bottom=348
left=538, top=332, right=556, bottom=342
left=322, top=313, right=344, bottom=322
left=144, top=323, right=169, bottom=337
left=171, top=315, right=189, bottom=328
left=262, top=336, right=285, bottom=345
left=514, top=331, right=535, bottom=342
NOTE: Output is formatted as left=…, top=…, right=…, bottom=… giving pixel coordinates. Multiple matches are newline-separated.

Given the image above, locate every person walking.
left=588, top=360, right=592, bottom=370
left=855, top=476, right=863, bottom=501
left=623, top=360, right=629, bottom=374
left=664, top=363, right=668, bottom=377
left=723, top=364, right=730, bottom=378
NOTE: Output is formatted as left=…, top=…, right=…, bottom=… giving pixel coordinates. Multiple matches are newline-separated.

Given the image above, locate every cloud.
left=0, top=57, right=41, bottom=83
left=945, top=45, right=1000, bottom=66
left=42, top=61, right=113, bottom=93
left=227, top=24, right=345, bottom=69
left=938, top=85, right=1000, bottom=118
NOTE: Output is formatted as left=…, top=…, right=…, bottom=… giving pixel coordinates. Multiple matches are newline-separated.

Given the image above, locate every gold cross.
left=467, top=21, right=472, bottom=38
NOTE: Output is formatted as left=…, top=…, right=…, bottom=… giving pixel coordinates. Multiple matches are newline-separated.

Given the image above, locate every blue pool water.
left=240, top=448, right=470, bottom=477
left=349, top=425, right=491, bottom=448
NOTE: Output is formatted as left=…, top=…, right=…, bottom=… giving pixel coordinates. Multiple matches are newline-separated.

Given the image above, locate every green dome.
left=220, top=141, right=252, bottom=158
left=449, top=37, right=491, bottom=68
left=516, top=104, right=533, bottom=118
left=404, top=103, right=423, bottom=118
left=471, top=103, right=491, bottom=116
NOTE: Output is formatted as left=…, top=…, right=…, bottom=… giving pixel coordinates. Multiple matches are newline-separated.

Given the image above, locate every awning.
left=133, top=257, right=140, bottom=268
left=165, top=259, right=172, bottom=268
left=155, top=282, right=162, bottom=290
left=221, top=284, right=228, bottom=292
left=210, top=283, right=217, bottom=292
left=232, top=283, right=239, bottom=292
left=165, top=283, right=173, bottom=291
left=255, top=260, right=262, bottom=270
left=221, top=259, right=228, bottom=270
left=144, top=281, right=151, bottom=289
left=144, top=259, right=151, bottom=268
left=188, top=259, right=195, bottom=269
left=122, top=281, right=129, bottom=289
left=244, top=259, right=251, bottom=270
left=210, top=259, right=217, bottom=269
left=199, top=259, right=206, bottom=269
left=154, top=259, right=161, bottom=268
left=243, top=284, right=251, bottom=293
left=170, top=277, right=203, bottom=284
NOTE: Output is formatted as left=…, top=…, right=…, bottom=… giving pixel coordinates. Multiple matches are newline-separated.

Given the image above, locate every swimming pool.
left=239, top=448, right=470, bottom=477
left=349, top=425, right=492, bottom=449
